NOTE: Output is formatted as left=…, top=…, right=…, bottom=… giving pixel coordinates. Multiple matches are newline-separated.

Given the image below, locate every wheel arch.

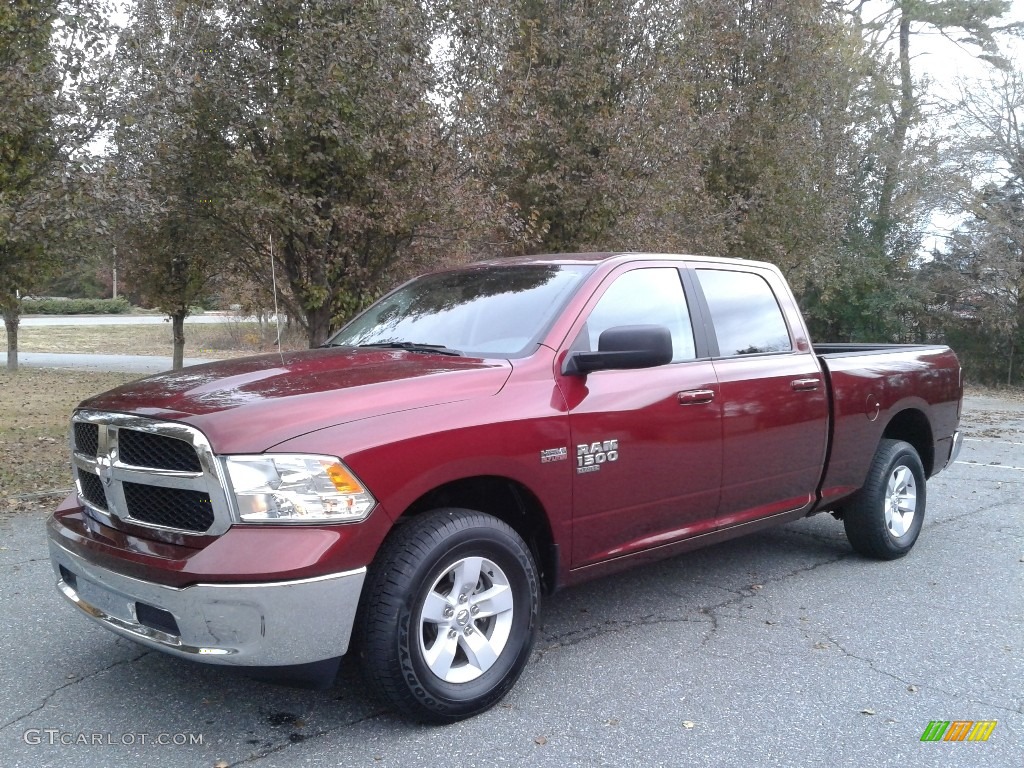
left=882, top=408, right=934, bottom=476
left=396, top=475, right=560, bottom=595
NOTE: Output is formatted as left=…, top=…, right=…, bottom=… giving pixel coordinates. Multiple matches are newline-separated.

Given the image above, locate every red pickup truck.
left=47, top=253, right=963, bottom=721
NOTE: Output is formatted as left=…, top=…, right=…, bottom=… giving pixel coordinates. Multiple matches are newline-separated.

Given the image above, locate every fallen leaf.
left=534, top=736, right=548, bottom=746
left=861, top=709, right=876, bottom=716
left=813, top=642, right=829, bottom=650
left=604, top=718, right=619, bottom=727
left=682, top=721, right=695, bottom=729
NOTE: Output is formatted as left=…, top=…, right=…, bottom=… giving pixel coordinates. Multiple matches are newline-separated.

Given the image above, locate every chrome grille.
left=122, top=482, right=214, bottom=532
left=77, top=469, right=107, bottom=510
left=71, top=410, right=232, bottom=536
left=74, top=423, right=99, bottom=456
left=119, top=429, right=202, bottom=472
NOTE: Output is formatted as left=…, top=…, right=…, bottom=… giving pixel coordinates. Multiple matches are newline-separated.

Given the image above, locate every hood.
left=80, top=347, right=512, bottom=453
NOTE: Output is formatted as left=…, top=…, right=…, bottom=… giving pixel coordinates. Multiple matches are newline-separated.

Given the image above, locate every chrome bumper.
left=947, top=430, right=964, bottom=468
left=49, top=540, right=365, bottom=667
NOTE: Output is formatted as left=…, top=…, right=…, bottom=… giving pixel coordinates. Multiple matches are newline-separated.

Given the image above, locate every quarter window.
left=578, top=268, right=696, bottom=362
left=696, top=269, right=792, bottom=356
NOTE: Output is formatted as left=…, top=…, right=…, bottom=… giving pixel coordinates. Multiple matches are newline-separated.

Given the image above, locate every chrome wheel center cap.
left=456, top=609, right=470, bottom=626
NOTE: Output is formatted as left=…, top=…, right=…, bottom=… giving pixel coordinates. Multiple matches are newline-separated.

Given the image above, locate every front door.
left=559, top=266, right=723, bottom=568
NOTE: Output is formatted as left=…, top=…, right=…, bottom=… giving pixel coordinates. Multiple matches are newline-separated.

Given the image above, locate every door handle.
left=678, top=389, right=715, bottom=405
left=790, top=378, right=821, bottom=391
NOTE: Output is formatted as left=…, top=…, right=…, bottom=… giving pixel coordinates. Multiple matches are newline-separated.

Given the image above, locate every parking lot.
left=1, top=395, right=1021, bottom=767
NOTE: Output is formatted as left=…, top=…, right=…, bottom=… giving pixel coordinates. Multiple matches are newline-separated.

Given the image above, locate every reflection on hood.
left=80, top=347, right=512, bottom=453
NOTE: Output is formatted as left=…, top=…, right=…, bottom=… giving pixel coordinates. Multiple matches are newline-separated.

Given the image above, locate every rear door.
left=690, top=264, right=829, bottom=527
left=559, top=264, right=723, bottom=567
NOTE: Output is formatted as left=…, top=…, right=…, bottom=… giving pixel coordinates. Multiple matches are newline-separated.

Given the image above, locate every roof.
left=469, top=252, right=778, bottom=270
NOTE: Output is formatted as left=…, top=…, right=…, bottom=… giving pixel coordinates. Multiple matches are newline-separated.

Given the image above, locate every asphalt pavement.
left=5, top=313, right=263, bottom=371
left=0, top=396, right=1020, bottom=768
left=19, top=314, right=248, bottom=327
left=0, top=352, right=217, bottom=373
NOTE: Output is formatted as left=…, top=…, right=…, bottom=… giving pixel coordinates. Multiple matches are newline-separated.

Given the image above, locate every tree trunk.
left=1008, top=340, right=1015, bottom=388
left=2, top=296, right=21, bottom=373
left=171, top=311, right=187, bottom=370
left=306, top=304, right=332, bottom=348
left=871, top=6, right=914, bottom=256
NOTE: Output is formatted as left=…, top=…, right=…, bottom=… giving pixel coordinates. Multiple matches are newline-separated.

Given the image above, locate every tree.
left=673, top=0, right=860, bottom=278
left=442, top=0, right=688, bottom=254
left=113, top=0, right=236, bottom=369
left=441, top=0, right=866, bottom=275
left=0, top=0, right=114, bottom=371
left=213, top=0, right=487, bottom=347
left=808, top=0, right=1023, bottom=343
left=858, top=0, right=1020, bottom=257
left=929, top=69, right=1024, bottom=384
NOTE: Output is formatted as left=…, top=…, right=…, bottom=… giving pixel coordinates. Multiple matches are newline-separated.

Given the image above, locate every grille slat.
left=74, top=423, right=99, bottom=456
left=118, top=429, right=202, bottom=472
left=77, top=470, right=107, bottom=510
left=122, top=482, right=214, bottom=532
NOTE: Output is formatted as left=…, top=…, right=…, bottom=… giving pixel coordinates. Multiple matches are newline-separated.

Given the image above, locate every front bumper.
left=946, top=429, right=964, bottom=469
left=49, top=538, right=365, bottom=667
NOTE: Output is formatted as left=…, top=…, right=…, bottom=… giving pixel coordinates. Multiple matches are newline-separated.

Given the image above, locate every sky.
left=910, top=0, right=1024, bottom=86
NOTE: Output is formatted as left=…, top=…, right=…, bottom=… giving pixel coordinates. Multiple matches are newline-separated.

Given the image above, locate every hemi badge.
left=540, top=448, right=568, bottom=464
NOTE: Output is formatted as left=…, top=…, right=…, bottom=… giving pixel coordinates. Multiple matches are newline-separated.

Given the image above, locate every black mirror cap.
left=563, top=324, right=673, bottom=375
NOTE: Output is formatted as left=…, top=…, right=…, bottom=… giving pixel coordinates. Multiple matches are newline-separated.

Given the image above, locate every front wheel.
left=356, top=509, right=540, bottom=722
left=842, top=439, right=927, bottom=560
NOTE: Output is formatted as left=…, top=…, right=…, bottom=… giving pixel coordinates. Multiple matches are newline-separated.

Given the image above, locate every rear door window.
left=696, top=269, right=792, bottom=356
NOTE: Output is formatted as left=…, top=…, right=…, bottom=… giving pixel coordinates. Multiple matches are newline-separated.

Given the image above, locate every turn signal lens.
left=324, top=461, right=363, bottom=494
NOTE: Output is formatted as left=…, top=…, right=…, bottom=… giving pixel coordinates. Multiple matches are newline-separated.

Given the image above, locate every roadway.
left=19, top=314, right=248, bottom=327
left=0, top=395, right=1020, bottom=767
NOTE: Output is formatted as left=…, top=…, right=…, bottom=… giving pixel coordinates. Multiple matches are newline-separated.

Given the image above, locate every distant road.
left=0, top=352, right=217, bottom=373
left=19, top=313, right=255, bottom=327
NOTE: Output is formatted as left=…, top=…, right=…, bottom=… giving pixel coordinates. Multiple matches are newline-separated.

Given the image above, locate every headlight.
left=223, top=454, right=375, bottom=523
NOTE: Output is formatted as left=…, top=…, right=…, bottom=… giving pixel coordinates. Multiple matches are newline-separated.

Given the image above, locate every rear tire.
left=356, top=508, right=539, bottom=723
left=842, top=439, right=926, bottom=560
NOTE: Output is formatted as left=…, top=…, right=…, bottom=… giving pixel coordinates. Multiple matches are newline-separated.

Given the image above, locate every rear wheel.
left=842, top=439, right=926, bottom=560
left=356, top=508, right=539, bottom=722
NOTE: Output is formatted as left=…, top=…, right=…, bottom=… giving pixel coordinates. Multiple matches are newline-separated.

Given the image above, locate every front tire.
left=842, top=439, right=926, bottom=560
left=356, top=509, right=540, bottom=722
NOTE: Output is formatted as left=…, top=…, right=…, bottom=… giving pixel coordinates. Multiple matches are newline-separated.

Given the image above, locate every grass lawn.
left=2, top=321, right=305, bottom=358
left=0, top=369, right=139, bottom=513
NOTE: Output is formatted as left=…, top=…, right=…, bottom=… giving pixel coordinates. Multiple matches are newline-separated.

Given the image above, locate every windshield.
left=327, top=264, right=593, bottom=358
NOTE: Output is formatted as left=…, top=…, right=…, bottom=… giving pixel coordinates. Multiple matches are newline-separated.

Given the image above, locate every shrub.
left=21, top=297, right=133, bottom=315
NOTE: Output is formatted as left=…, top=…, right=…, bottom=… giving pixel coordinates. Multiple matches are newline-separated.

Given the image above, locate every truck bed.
left=814, top=342, right=951, bottom=357
left=814, top=343, right=962, bottom=511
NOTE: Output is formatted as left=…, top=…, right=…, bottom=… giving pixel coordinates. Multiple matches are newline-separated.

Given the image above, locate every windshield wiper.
left=357, top=342, right=463, bottom=356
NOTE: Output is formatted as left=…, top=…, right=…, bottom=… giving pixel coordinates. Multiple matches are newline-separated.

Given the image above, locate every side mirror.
left=563, top=325, right=673, bottom=375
